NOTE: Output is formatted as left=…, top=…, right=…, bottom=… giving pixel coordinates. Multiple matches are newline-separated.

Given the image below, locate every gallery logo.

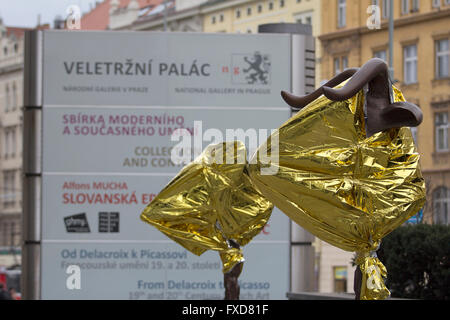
left=229, top=52, right=271, bottom=85
left=64, top=213, right=90, bottom=233
left=98, top=212, right=120, bottom=233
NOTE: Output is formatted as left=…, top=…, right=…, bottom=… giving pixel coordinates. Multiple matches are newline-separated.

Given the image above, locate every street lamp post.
left=388, top=0, right=394, bottom=81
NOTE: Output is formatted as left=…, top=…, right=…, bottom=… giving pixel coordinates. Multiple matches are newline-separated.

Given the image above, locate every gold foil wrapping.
left=248, top=85, right=426, bottom=300
left=140, top=141, right=273, bottom=274
left=355, top=251, right=390, bottom=300
left=141, top=82, right=425, bottom=300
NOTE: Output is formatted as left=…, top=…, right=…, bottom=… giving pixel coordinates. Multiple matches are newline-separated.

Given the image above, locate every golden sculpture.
left=141, top=59, right=425, bottom=300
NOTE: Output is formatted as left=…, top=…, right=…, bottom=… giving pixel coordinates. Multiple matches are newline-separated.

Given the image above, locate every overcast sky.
left=0, top=0, right=101, bottom=28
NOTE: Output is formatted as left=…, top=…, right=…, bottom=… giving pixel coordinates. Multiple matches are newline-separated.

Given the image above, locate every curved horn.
left=281, top=68, right=358, bottom=109
left=282, top=58, right=423, bottom=137
left=322, top=58, right=389, bottom=101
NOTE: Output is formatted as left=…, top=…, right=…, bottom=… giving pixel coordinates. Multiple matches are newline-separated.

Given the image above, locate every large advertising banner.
left=39, top=31, right=292, bottom=299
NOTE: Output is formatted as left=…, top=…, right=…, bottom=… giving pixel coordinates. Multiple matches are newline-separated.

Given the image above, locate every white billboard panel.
left=35, top=30, right=294, bottom=299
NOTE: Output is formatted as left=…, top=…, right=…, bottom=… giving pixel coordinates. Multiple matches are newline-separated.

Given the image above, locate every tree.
left=377, top=224, right=450, bottom=300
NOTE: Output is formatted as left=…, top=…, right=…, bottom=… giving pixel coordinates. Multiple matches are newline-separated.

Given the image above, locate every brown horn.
left=316, top=58, right=423, bottom=137
left=328, top=58, right=424, bottom=137
left=282, top=58, right=423, bottom=137
left=281, top=68, right=358, bottom=109
left=322, top=58, right=389, bottom=101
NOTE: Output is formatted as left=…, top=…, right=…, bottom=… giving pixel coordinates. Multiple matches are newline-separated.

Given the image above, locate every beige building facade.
left=320, top=0, right=450, bottom=224
left=0, top=20, right=26, bottom=267
left=316, top=0, right=450, bottom=294
left=315, top=241, right=355, bottom=293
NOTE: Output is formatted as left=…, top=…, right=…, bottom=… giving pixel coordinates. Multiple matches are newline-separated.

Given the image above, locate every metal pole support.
left=22, top=30, right=43, bottom=300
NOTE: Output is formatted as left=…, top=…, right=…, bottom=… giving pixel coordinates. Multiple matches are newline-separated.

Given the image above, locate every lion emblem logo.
left=232, top=52, right=271, bottom=85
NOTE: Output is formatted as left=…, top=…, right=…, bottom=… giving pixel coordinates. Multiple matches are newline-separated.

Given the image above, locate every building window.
left=12, top=82, right=17, bottom=109
left=433, top=0, right=441, bottom=7
left=14, top=43, right=18, bottom=53
left=404, top=44, right=417, bottom=84
left=333, top=266, right=347, bottom=293
left=402, top=0, right=410, bottom=14
left=337, top=0, right=346, bottom=27
left=374, top=49, right=387, bottom=61
left=3, top=127, right=16, bottom=159
left=2, top=171, right=16, bottom=208
left=11, top=128, right=16, bottom=157
left=412, top=0, right=420, bottom=11
left=258, top=4, right=263, bottom=13
left=342, top=56, right=348, bottom=70
left=410, top=126, right=418, bottom=144
left=3, top=130, right=9, bottom=159
left=280, top=0, right=285, bottom=8
left=436, top=39, right=449, bottom=79
left=220, top=14, right=224, bottom=22
left=295, top=11, right=313, bottom=26
left=247, top=7, right=252, bottom=16
left=3, top=46, right=7, bottom=56
left=269, top=1, right=274, bottom=10
left=446, top=0, right=450, bottom=5
left=433, top=187, right=449, bottom=225
left=211, top=16, right=216, bottom=24
left=435, top=112, right=449, bottom=152
left=382, top=0, right=390, bottom=18
left=334, top=56, right=348, bottom=75
left=5, top=84, right=10, bottom=112
left=334, top=57, right=341, bottom=75
left=236, top=9, right=241, bottom=19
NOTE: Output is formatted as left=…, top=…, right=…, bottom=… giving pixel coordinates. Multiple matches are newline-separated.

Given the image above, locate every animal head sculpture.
left=281, top=58, right=423, bottom=136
